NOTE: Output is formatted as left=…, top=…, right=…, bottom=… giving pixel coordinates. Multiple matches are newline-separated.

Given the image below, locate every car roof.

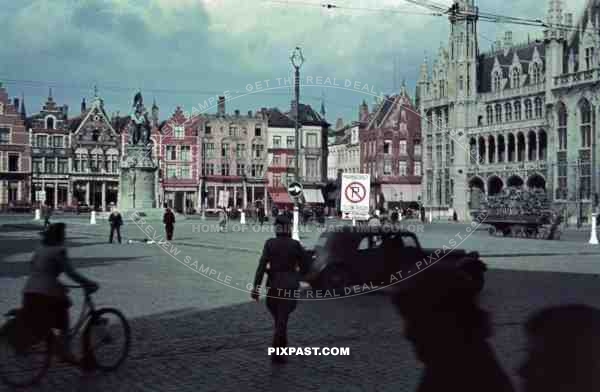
left=322, top=226, right=415, bottom=237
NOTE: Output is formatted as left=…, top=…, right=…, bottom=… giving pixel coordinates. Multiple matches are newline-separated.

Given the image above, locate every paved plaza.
left=1, top=213, right=600, bottom=391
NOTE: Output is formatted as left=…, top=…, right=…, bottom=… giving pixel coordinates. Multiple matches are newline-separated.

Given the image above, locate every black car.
left=76, top=203, right=91, bottom=214
left=304, top=226, right=486, bottom=293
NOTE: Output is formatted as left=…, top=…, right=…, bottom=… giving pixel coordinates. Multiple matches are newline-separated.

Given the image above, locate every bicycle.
left=0, top=285, right=131, bottom=388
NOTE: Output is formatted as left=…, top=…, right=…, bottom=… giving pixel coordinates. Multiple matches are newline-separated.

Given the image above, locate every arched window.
left=493, top=71, right=502, bottom=92
left=525, top=99, right=533, bottom=119
left=514, top=100, right=522, bottom=121
left=495, top=104, right=502, bottom=123
left=505, top=102, right=512, bottom=122
left=46, top=116, right=55, bottom=130
left=511, top=68, right=520, bottom=89
left=486, top=106, right=493, bottom=125
left=557, top=102, right=567, bottom=151
left=532, top=63, right=542, bottom=84
left=580, top=99, right=592, bottom=148
left=534, top=97, right=543, bottom=118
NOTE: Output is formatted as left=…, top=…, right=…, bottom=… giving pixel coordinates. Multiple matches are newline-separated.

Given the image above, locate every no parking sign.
left=340, top=173, right=370, bottom=220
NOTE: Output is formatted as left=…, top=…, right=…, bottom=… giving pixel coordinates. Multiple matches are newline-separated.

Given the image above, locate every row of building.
left=0, top=78, right=424, bottom=215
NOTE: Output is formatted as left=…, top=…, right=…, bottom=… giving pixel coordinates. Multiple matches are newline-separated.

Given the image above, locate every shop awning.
left=380, top=184, right=420, bottom=202
left=270, top=192, right=292, bottom=205
left=303, top=189, right=325, bottom=204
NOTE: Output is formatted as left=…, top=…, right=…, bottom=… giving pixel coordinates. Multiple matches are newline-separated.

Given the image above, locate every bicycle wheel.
left=83, top=308, right=131, bottom=371
left=0, top=319, right=52, bottom=388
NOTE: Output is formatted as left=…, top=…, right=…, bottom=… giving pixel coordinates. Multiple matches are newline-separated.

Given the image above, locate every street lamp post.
left=201, top=136, right=206, bottom=220
left=290, top=47, right=304, bottom=241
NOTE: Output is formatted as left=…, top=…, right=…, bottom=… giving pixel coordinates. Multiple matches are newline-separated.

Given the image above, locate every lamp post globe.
left=290, top=46, right=304, bottom=69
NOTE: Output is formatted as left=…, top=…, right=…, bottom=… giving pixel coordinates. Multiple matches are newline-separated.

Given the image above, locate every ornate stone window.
left=580, top=99, right=592, bottom=148
left=505, top=102, right=512, bottom=122
left=511, top=68, right=520, bottom=89
left=534, top=97, right=543, bottom=118
left=557, top=102, right=567, bottom=151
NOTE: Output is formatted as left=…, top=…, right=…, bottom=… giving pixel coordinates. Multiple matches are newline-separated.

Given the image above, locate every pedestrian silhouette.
left=520, top=304, right=600, bottom=392
left=391, top=269, right=515, bottom=392
left=251, top=215, right=307, bottom=364
left=163, top=208, right=175, bottom=240
left=108, top=207, right=123, bottom=244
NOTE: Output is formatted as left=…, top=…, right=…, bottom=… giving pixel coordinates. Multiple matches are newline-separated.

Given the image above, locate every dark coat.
left=253, top=236, right=307, bottom=295
left=163, top=210, right=176, bottom=227
left=109, top=212, right=123, bottom=227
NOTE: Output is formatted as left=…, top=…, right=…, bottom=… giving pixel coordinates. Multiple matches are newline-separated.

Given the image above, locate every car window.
left=358, top=237, right=370, bottom=250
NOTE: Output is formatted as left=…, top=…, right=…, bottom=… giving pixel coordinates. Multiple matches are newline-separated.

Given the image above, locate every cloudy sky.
left=0, top=0, right=588, bottom=125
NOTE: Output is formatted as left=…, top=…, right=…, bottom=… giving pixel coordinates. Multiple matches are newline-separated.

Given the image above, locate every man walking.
left=163, top=207, right=176, bottom=241
left=251, top=215, right=308, bottom=364
left=108, top=208, right=123, bottom=244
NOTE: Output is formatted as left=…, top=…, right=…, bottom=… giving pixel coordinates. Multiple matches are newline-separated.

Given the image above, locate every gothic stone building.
left=0, top=83, right=30, bottom=208
left=419, top=0, right=600, bottom=223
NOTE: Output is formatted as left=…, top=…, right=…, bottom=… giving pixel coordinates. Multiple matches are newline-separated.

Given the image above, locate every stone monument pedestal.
left=119, top=145, right=158, bottom=210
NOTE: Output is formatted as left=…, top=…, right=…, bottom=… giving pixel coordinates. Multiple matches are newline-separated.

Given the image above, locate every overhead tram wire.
left=262, top=0, right=443, bottom=16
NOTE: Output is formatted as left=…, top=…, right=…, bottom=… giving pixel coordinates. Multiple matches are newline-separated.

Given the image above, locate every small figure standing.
left=257, top=207, right=266, bottom=226
left=218, top=207, right=228, bottom=232
left=43, top=204, right=52, bottom=230
left=108, top=208, right=123, bottom=244
left=163, top=208, right=176, bottom=241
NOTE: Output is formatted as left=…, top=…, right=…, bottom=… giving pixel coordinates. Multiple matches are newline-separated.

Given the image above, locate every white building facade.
left=327, top=123, right=361, bottom=180
left=419, top=0, right=600, bottom=223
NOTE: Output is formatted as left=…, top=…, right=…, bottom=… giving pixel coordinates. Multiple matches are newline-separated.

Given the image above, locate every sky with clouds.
left=0, top=0, right=589, bottom=126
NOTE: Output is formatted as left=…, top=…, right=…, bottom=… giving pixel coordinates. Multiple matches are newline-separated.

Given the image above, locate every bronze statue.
left=129, top=92, right=151, bottom=145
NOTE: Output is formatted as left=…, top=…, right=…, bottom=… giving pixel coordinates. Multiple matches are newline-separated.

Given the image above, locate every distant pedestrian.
left=43, top=204, right=52, bottom=230
left=108, top=208, right=123, bottom=244
left=421, top=206, right=426, bottom=223
left=163, top=208, right=176, bottom=241
left=251, top=215, right=308, bottom=364
left=453, top=211, right=458, bottom=222
left=218, top=207, right=227, bottom=232
left=257, top=207, right=265, bottom=226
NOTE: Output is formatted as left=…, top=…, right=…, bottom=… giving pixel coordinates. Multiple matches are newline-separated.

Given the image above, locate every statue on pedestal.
left=129, top=92, right=151, bottom=146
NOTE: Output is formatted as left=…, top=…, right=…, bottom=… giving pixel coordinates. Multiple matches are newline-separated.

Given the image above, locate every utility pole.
left=201, top=136, right=206, bottom=220
left=290, top=47, right=304, bottom=242
left=291, top=47, right=304, bottom=182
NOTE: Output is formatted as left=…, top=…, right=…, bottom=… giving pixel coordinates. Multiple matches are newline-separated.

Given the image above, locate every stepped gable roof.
left=478, top=41, right=545, bottom=93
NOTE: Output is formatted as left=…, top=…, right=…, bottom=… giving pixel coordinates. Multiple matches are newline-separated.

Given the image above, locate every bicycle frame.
left=64, top=286, right=96, bottom=339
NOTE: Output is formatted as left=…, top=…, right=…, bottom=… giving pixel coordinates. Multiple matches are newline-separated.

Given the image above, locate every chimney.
left=234, top=109, right=240, bottom=117
left=13, top=98, right=19, bottom=110
left=565, top=13, right=573, bottom=26
left=291, top=100, right=299, bottom=117
left=248, top=110, right=253, bottom=117
left=81, top=98, right=86, bottom=114
left=335, top=118, right=344, bottom=130
left=62, top=104, right=69, bottom=118
left=504, top=31, right=513, bottom=48
left=217, top=96, right=225, bottom=116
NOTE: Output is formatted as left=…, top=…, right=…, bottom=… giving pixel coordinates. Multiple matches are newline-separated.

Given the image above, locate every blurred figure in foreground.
left=520, top=304, right=600, bottom=392
left=391, top=270, right=515, bottom=392
left=20, top=223, right=99, bottom=363
left=43, top=204, right=52, bottom=230
left=251, top=215, right=307, bottom=364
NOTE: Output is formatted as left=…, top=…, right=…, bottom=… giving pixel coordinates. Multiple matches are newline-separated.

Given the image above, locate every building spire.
left=320, top=90, right=326, bottom=118
left=20, top=93, right=26, bottom=118
left=48, top=87, right=53, bottom=101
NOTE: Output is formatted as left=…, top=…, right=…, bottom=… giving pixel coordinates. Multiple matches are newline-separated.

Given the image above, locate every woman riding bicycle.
left=20, top=223, right=99, bottom=363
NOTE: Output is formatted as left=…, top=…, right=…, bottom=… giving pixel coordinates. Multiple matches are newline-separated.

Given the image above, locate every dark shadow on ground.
left=0, top=256, right=146, bottom=278
left=10, top=269, right=600, bottom=392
